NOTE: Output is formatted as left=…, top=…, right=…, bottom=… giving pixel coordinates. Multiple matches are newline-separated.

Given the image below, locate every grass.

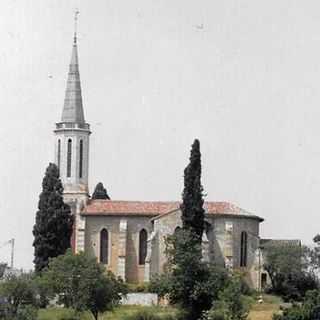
left=38, top=294, right=282, bottom=320
left=38, top=305, right=178, bottom=320
left=248, top=294, right=283, bottom=320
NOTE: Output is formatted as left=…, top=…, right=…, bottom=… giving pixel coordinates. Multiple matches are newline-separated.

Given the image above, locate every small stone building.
left=51, top=31, right=289, bottom=291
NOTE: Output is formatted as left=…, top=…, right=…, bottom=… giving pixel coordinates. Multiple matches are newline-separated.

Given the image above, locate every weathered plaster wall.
left=152, top=210, right=261, bottom=289
left=84, top=215, right=152, bottom=283
left=85, top=210, right=262, bottom=289
left=207, top=216, right=260, bottom=288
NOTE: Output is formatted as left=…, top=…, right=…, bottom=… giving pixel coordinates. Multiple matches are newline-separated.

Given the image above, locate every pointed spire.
left=61, top=10, right=85, bottom=124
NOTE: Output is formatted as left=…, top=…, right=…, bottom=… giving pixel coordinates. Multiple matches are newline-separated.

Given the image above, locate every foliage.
left=308, top=234, right=320, bottom=276
left=273, top=290, right=320, bottom=320
left=121, top=309, right=175, bottom=320
left=14, top=305, right=38, bottom=320
left=263, top=243, right=318, bottom=301
left=149, top=273, right=172, bottom=298
left=33, top=163, right=73, bottom=272
left=166, top=229, right=232, bottom=320
left=232, top=271, right=255, bottom=296
left=0, top=273, right=38, bottom=320
left=92, top=182, right=110, bottom=200
left=202, top=276, right=249, bottom=320
left=40, top=250, right=127, bottom=320
left=127, top=282, right=150, bottom=293
left=161, top=139, right=211, bottom=320
left=180, top=139, right=205, bottom=242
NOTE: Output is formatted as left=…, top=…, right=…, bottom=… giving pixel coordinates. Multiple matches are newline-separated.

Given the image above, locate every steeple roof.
left=61, top=35, right=85, bottom=124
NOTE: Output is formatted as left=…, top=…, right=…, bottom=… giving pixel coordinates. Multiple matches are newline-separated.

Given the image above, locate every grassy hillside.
left=38, top=294, right=282, bottom=320
left=38, top=305, right=177, bottom=320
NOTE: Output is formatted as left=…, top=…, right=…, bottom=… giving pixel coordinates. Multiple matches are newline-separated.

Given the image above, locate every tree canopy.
left=0, top=273, right=37, bottom=319
left=92, top=182, right=110, bottom=200
left=40, top=250, right=127, bottom=320
left=33, top=163, right=73, bottom=272
left=180, top=139, right=205, bottom=242
left=263, top=242, right=318, bottom=301
left=163, top=139, right=210, bottom=320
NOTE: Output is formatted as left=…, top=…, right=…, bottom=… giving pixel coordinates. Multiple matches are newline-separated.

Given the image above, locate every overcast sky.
left=1, top=0, right=320, bottom=269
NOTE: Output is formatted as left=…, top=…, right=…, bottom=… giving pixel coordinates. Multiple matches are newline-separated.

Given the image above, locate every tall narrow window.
left=57, top=139, right=61, bottom=170
left=79, top=140, right=83, bottom=178
left=240, top=231, right=248, bottom=267
left=139, top=229, right=148, bottom=265
left=67, top=139, right=72, bottom=177
left=100, top=229, right=109, bottom=264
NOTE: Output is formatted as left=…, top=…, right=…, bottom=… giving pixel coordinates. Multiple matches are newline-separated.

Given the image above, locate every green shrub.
left=274, top=290, right=320, bottom=320
left=127, top=283, right=150, bottom=293
left=123, top=309, right=162, bottom=320
left=202, top=309, right=227, bottom=320
left=149, top=273, right=172, bottom=298
left=15, top=306, right=38, bottom=320
left=122, top=309, right=179, bottom=320
left=202, top=276, right=249, bottom=320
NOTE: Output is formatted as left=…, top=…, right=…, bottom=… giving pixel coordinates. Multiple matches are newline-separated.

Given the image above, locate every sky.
left=1, top=0, right=320, bottom=269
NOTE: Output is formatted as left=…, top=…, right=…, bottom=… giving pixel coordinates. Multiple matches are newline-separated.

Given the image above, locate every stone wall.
left=207, top=215, right=260, bottom=289
left=152, top=210, right=182, bottom=274
left=84, top=210, right=262, bottom=289
left=84, top=215, right=152, bottom=283
left=152, top=209, right=261, bottom=290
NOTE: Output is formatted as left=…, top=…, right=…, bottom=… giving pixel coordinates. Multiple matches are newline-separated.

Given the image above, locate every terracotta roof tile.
left=82, top=200, right=263, bottom=221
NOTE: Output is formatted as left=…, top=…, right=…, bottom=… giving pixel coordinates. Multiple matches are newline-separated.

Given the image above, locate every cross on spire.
left=74, top=9, right=80, bottom=44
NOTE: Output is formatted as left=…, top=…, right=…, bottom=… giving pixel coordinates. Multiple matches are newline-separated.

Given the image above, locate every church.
left=53, top=31, right=269, bottom=290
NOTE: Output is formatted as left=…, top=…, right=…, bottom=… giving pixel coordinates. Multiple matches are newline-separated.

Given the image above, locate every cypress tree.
left=166, top=139, right=209, bottom=320
left=180, top=139, right=205, bottom=242
left=92, top=182, right=110, bottom=200
left=33, top=163, right=73, bottom=272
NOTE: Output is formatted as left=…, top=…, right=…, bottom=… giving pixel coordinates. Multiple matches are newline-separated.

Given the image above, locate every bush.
left=0, top=273, right=38, bottom=320
left=203, top=276, right=249, bottom=320
left=232, top=271, right=255, bottom=296
left=123, top=309, right=159, bottom=320
left=127, top=283, right=150, bottom=293
left=274, top=290, right=320, bottom=320
left=15, top=306, right=38, bottom=320
left=203, top=309, right=227, bottom=320
left=149, top=273, right=172, bottom=298
left=123, top=309, right=168, bottom=320
left=40, top=251, right=128, bottom=320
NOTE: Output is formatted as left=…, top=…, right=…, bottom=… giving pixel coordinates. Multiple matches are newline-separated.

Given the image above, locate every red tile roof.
left=82, top=200, right=263, bottom=221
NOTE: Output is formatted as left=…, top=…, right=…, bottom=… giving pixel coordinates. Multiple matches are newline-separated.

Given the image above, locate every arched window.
left=57, top=139, right=61, bottom=170
left=100, top=229, right=109, bottom=264
left=240, top=231, right=248, bottom=267
left=67, top=139, right=72, bottom=177
left=79, top=140, right=83, bottom=178
left=139, top=229, right=148, bottom=265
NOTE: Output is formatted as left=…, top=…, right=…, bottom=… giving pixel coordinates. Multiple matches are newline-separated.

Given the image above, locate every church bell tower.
left=54, top=14, right=90, bottom=253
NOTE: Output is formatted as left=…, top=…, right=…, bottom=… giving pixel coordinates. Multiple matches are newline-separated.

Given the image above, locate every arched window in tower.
left=57, top=139, right=61, bottom=170
left=240, top=231, right=248, bottom=267
left=79, top=139, right=83, bottom=178
left=100, top=229, right=109, bottom=264
left=67, top=139, right=72, bottom=177
left=139, top=229, right=148, bottom=265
